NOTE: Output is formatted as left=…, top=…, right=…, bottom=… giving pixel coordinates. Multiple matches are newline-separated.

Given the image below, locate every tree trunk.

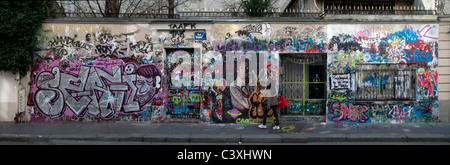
left=105, top=0, right=119, bottom=17
left=168, top=0, right=175, bottom=18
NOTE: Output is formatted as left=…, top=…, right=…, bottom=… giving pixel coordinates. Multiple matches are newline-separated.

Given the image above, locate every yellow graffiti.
left=281, top=125, right=295, bottom=132
left=218, top=24, right=240, bottom=36
left=42, top=24, right=113, bottom=32
left=281, top=125, right=300, bottom=134
left=236, top=118, right=251, bottom=124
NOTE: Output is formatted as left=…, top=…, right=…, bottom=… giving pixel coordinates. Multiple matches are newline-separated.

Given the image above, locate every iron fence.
left=46, top=5, right=436, bottom=19
left=355, top=63, right=417, bottom=101
left=178, top=9, right=323, bottom=18
left=46, top=11, right=180, bottom=19
left=325, top=6, right=436, bottom=15
left=46, top=10, right=323, bottom=19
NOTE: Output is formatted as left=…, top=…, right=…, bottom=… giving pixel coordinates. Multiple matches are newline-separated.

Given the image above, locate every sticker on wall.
left=194, top=32, right=206, bottom=40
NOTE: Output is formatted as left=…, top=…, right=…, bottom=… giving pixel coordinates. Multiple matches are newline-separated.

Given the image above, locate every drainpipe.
left=299, top=0, right=302, bottom=17
left=15, top=74, right=26, bottom=122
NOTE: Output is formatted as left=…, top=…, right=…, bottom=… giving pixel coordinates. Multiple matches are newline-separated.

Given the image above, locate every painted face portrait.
left=135, top=64, right=162, bottom=108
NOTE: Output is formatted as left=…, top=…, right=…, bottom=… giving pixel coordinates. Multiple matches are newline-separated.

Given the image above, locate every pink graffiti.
left=32, top=58, right=162, bottom=119
left=417, top=25, right=438, bottom=40
left=330, top=101, right=370, bottom=123
left=417, top=69, right=438, bottom=98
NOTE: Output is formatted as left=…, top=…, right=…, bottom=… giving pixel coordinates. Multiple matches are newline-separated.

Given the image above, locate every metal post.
left=299, top=0, right=302, bottom=17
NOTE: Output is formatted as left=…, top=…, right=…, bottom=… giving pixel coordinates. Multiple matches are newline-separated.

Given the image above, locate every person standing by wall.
left=258, top=78, right=280, bottom=130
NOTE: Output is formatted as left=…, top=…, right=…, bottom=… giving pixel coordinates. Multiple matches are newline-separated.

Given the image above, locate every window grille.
left=355, top=63, right=416, bottom=101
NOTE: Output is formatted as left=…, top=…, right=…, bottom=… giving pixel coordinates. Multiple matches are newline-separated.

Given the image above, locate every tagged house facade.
left=4, top=0, right=447, bottom=124
left=22, top=21, right=439, bottom=124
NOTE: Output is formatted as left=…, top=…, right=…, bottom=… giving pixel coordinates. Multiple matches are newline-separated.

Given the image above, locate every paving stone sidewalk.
left=1, top=121, right=449, bottom=144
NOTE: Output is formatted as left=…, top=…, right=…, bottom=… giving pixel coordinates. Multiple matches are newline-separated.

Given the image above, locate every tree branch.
left=129, top=0, right=142, bottom=17
left=71, top=0, right=89, bottom=17
left=94, top=0, right=105, bottom=17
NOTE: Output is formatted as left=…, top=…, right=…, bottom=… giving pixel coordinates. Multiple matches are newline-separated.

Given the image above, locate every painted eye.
left=137, top=80, right=145, bottom=86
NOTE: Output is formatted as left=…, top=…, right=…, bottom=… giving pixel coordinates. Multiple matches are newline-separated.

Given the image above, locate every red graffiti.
left=330, top=101, right=369, bottom=123
left=217, top=99, right=223, bottom=113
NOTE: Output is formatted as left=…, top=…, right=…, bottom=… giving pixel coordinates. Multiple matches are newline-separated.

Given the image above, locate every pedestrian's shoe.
left=258, top=124, right=267, bottom=129
left=272, top=125, right=280, bottom=130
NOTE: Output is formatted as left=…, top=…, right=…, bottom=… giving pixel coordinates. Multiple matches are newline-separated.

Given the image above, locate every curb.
left=241, top=134, right=282, bottom=143
left=143, top=134, right=170, bottom=142
left=190, top=134, right=241, bottom=143
left=405, top=134, right=449, bottom=142
left=1, top=133, right=449, bottom=143
left=0, top=133, right=50, bottom=142
left=49, top=134, right=97, bottom=141
left=347, top=134, right=407, bottom=142
left=97, top=133, right=144, bottom=142
left=308, top=133, right=347, bottom=142
left=280, top=134, right=308, bottom=143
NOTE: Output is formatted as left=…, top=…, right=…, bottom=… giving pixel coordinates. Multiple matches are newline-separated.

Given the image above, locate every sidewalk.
left=1, top=121, right=450, bottom=144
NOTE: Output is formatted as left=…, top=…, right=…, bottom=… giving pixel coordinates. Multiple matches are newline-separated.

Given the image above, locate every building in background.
left=1, top=0, right=449, bottom=124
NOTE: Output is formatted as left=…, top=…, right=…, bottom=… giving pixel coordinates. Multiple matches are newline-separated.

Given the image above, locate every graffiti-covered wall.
left=30, top=22, right=329, bottom=123
left=327, top=24, right=439, bottom=123
left=31, top=24, right=166, bottom=122
left=209, top=23, right=327, bottom=123
left=29, top=22, right=439, bottom=123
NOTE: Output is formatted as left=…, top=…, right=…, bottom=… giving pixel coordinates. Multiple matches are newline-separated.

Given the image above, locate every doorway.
left=279, top=53, right=326, bottom=120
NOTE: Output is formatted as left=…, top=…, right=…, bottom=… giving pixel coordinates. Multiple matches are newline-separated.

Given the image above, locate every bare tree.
left=221, top=0, right=242, bottom=11
left=221, top=0, right=279, bottom=14
left=47, top=0, right=197, bottom=18
left=104, top=0, right=121, bottom=17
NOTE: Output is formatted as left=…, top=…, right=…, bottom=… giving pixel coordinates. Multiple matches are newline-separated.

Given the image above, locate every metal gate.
left=279, top=53, right=327, bottom=117
left=355, top=63, right=417, bottom=101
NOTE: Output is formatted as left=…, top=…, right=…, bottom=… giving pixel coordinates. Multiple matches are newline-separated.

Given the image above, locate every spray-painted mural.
left=327, top=24, right=439, bottom=123
left=31, top=24, right=167, bottom=122
left=209, top=23, right=327, bottom=123
left=30, top=23, right=329, bottom=123
left=30, top=22, right=438, bottom=123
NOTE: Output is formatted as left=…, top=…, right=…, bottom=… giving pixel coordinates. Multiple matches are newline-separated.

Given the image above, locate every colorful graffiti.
left=32, top=58, right=162, bottom=119
left=327, top=24, right=439, bottom=123
left=328, top=100, right=370, bottom=123
left=329, top=101, right=438, bottom=123
left=213, top=24, right=327, bottom=53
left=167, top=89, right=201, bottom=118
left=417, top=68, right=438, bottom=100
left=31, top=24, right=166, bottom=121
left=248, top=91, right=274, bottom=121
left=369, top=101, right=438, bottom=122
left=29, top=23, right=439, bottom=123
left=282, top=102, right=323, bottom=115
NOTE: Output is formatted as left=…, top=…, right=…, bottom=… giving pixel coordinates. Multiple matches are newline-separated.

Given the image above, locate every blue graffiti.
left=405, top=49, right=433, bottom=63
left=386, top=27, right=419, bottom=42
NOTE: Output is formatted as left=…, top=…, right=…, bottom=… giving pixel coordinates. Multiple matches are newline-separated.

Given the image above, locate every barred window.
left=355, top=63, right=416, bottom=101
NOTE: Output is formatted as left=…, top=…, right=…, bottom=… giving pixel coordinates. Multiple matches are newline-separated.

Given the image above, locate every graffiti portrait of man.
left=135, top=64, right=162, bottom=108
